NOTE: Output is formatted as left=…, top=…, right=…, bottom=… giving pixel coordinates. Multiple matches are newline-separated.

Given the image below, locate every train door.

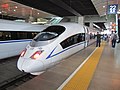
left=83, top=26, right=88, bottom=47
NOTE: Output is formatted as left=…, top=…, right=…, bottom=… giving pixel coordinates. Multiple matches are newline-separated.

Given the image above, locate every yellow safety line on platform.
left=62, top=42, right=105, bottom=90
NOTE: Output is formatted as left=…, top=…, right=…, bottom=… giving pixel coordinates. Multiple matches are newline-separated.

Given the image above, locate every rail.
left=0, top=73, right=35, bottom=90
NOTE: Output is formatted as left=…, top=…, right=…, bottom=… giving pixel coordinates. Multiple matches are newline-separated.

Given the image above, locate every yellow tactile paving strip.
left=62, top=42, right=105, bottom=90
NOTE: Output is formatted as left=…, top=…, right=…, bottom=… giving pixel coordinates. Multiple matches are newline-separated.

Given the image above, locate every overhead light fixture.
left=15, top=6, right=18, bottom=8
left=104, top=12, right=106, bottom=15
left=93, top=24, right=100, bottom=29
left=117, top=9, right=120, bottom=14
left=103, top=6, right=105, bottom=8
left=1, top=4, right=9, bottom=8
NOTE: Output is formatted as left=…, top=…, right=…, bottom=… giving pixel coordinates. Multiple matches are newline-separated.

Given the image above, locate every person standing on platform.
left=111, top=31, right=117, bottom=48
left=96, top=32, right=101, bottom=47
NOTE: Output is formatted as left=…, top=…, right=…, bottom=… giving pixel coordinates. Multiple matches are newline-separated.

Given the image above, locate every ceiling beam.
left=84, top=15, right=107, bottom=23
left=49, top=0, right=81, bottom=16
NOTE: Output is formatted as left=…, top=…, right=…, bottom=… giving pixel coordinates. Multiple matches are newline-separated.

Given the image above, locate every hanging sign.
left=107, top=4, right=118, bottom=14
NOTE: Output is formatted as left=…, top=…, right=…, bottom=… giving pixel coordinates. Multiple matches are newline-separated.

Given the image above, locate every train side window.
left=0, top=31, right=39, bottom=41
left=0, top=32, right=9, bottom=40
left=73, top=35, right=78, bottom=44
left=81, top=33, right=85, bottom=41
left=0, top=32, right=3, bottom=40
left=18, top=32, right=27, bottom=39
left=78, top=33, right=85, bottom=42
left=11, top=32, right=18, bottom=40
left=2, top=32, right=11, bottom=40
left=27, top=32, right=33, bottom=39
left=78, top=34, right=82, bottom=42
left=60, top=33, right=85, bottom=49
left=32, top=33, right=37, bottom=38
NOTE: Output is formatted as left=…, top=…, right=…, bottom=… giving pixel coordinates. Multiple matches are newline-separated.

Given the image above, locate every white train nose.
left=17, top=58, right=44, bottom=73
left=17, top=58, right=24, bottom=71
left=23, top=62, right=44, bottom=73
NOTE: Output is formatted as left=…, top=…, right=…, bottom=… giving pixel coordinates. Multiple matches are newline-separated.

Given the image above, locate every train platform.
left=14, top=41, right=120, bottom=90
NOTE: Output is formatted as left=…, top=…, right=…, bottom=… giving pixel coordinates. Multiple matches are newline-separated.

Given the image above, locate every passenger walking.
left=111, top=31, right=117, bottom=48
left=96, top=32, right=101, bottom=47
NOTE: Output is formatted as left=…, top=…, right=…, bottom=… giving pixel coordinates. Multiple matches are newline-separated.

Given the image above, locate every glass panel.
left=0, top=32, right=3, bottom=40
left=34, top=32, right=58, bottom=41
left=60, top=33, right=85, bottom=49
left=43, top=26, right=65, bottom=35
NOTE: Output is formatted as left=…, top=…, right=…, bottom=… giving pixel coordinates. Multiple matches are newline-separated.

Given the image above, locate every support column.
left=62, top=16, right=84, bottom=25
left=116, top=14, right=118, bottom=33
left=118, top=15, right=120, bottom=43
left=78, top=16, right=84, bottom=25
left=62, top=16, right=78, bottom=23
left=90, top=22, right=93, bottom=29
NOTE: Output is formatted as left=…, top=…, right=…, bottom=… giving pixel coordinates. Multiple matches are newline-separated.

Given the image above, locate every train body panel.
left=17, top=57, right=44, bottom=73
left=0, top=19, right=48, bottom=60
left=0, top=40, right=31, bottom=59
left=17, top=22, right=96, bottom=75
left=0, top=19, right=48, bottom=32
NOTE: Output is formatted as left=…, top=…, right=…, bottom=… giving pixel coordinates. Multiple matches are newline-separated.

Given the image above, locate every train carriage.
left=17, top=22, right=96, bottom=75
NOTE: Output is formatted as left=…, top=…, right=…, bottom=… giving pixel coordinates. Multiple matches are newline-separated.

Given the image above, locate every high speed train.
left=0, top=19, right=48, bottom=60
left=17, top=22, right=96, bottom=75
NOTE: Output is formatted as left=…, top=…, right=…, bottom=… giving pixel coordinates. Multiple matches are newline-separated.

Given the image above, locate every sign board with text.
left=107, top=4, right=118, bottom=14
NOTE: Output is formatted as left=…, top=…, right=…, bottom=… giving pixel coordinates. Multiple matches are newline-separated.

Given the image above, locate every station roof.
left=92, top=0, right=120, bottom=16
left=1, top=0, right=119, bottom=29
left=11, top=0, right=98, bottom=16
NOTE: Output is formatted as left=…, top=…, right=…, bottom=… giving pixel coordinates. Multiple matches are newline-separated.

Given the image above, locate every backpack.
left=113, top=34, right=117, bottom=40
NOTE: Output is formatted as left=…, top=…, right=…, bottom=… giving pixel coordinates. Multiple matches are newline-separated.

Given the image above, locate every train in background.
left=0, top=19, right=48, bottom=59
left=17, top=22, right=96, bottom=75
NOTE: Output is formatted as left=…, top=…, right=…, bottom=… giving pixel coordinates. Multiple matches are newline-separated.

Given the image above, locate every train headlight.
left=30, top=51, right=43, bottom=60
left=20, top=49, right=27, bottom=57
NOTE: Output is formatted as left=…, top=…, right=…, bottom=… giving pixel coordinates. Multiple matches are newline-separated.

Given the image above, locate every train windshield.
left=30, top=32, right=58, bottom=47
left=43, top=25, right=65, bottom=35
left=33, top=32, right=58, bottom=41
left=30, top=25, right=65, bottom=47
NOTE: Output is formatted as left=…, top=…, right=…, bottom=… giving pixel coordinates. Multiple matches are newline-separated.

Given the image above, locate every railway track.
left=0, top=56, right=36, bottom=90
left=0, top=73, right=35, bottom=90
left=0, top=56, right=19, bottom=64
